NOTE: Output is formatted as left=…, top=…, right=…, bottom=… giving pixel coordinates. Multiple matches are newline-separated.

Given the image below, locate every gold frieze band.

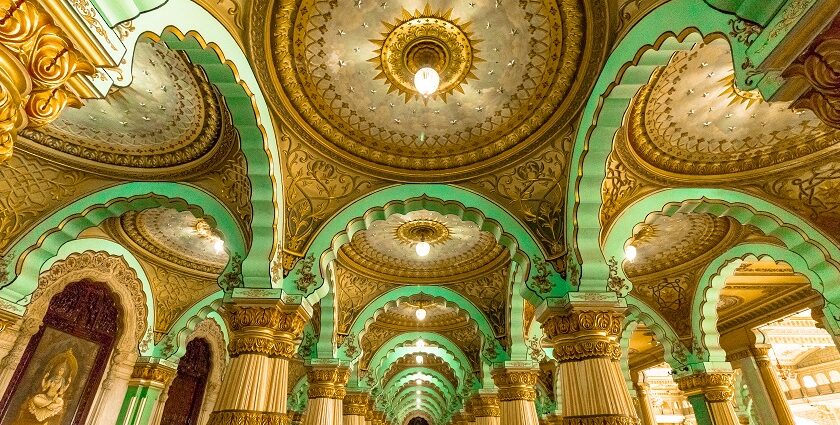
left=207, top=410, right=291, bottom=425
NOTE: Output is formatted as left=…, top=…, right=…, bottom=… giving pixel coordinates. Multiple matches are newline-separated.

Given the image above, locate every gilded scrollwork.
left=335, top=266, right=395, bottom=336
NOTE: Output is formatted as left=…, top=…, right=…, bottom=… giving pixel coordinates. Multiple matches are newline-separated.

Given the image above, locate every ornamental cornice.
left=207, top=411, right=291, bottom=425
left=675, top=372, right=735, bottom=402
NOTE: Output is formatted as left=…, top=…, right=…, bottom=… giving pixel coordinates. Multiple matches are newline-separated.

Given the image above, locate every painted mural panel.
left=0, top=328, right=100, bottom=425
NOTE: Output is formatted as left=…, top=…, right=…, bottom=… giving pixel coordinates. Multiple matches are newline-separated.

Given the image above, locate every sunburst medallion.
left=369, top=5, right=482, bottom=102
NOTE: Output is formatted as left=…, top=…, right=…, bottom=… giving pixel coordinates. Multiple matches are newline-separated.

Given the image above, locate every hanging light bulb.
left=416, top=378, right=423, bottom=385
left=416, top=339, right=425, bottom=348
left=415, top=241, right=431, bottom=257
left=414, top=67, right=440, bottom=97
left=416, top=390, right=421, bottom=395
left=415, top=307, right=427, bottom=321
left=416, top=354, right=424, bottom=364
left=213, top=238, right=225, bottom=254
left=624, top=244, right=637, bottom=262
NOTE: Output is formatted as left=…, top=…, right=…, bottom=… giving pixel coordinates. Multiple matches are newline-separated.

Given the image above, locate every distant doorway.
left=408, top=417, right=429, bottom=425
left=160, top=338, right=211, bottom=425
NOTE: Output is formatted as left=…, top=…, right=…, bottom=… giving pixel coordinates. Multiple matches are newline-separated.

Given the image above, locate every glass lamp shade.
left=416, top=379, right=423, bottom=385
left=416, top=354, right=424, bottom=364
left=414, top=67, right=440, bottom=96
left=624, top=244, right=637, bottom=262
left=415, top=307, right=427, bottom=321
left=415, top=241, right=431, bottom=257
left=416, top=339, right=425, bottom=348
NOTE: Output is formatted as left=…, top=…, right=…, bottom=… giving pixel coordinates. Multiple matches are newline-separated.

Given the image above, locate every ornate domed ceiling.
left=626, top=39, right=840, bottom=182
left=20, top=39, right=232, bottom=179
left=255, top=0, right=608, bottom=179
left=338, top=210, right=508, bottom=282
left=379, top=298, right=470, bottom=330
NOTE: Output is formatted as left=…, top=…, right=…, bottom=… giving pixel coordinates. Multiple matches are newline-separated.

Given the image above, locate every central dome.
left=262, top=0, right=604, bottom=179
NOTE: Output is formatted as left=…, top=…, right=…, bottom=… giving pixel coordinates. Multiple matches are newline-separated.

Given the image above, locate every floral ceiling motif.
left=339, top=210, right=507, bottom=282
left=257, top=0, right=608, bottom=179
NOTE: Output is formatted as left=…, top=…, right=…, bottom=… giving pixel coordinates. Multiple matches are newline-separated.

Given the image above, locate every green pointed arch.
left=385, top=368, right=456, bottom=404
left=159, top=293, right=227, bottom=360
left=565, top=0, right=752, bottom=290
left=297, top=185, right=566, bottom=303
left=373, top=347, right=469, bottom=390
left=127, top=0, right=284, bottom=288
left=693, top=243, right=834, bottom=363
left=393, top=386, right=446, bottom=421
left=622, top=295, right=690, bottom=373
left=348, top=288, right=503, bottom=364
left=366, top=333, right=472, bottom=392
left=393, top=386, right=447, bottom=417
left=2, top=183, right=244, bottom=304
left=601, top=190, right=840, bottom=303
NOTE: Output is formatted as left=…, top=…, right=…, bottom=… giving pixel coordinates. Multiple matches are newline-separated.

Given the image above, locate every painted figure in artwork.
left=17, top=349, right=78, bottom=425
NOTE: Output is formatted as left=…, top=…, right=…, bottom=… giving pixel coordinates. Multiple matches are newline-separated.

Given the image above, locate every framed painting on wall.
left=0, top=327, right=101, bottom=425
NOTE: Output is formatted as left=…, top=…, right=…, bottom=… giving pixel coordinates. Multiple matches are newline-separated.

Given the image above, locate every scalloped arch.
left=374, top=347, right=469, bottom=389
left=386, top=368, right=456, bottom=402
left=366, top=333, right=474, bottom=390
left=623, top=295, right=690, bottom=372
left=159, top=294, right=227, bottom=360
left=2, top=184, right=244, bottom=304
left=122, top=0, right=284, bottom=288
left=693, top=243, right=832, bottom=363
left=564, top=0, right=752, bottom=290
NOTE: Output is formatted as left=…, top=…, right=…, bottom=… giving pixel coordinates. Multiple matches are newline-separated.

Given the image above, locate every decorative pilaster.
left=301, top=362, right=350, bottom=425
left=492, top=364, right=541, bottom=425
left=208, top=299, right=310, bottom=425
left=540, top=304, right=639, bottom=425
left=748, top=345, right=795, bottom=425
left=116, top=359, right=177, bottom=425
left=343, top=391, right=370, bottom=425
left=675, top=372, right=739, bottom=425
left=632, top=383, right=657, bottom=425
left=471, top=393, right=501, bottom=425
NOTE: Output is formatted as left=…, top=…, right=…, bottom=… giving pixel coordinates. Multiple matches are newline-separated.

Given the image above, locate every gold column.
left=675, top=372, right=739, bottom=425
left=633, top=383, right=657, bottom=425
left=119, top=360, right=178, bottom=425
left=301, top=362, right=350, bottom=425
left=344, top=391, right=370, bottom=425
left=749, top=345, right=795, bottom=425
left=472, top=393, right=501, bottom=425
left=492, top=365, right=541, bottom=425
left=209, top=299, right=309, bottom=425
left=541, top=305, right=639, bottom=425
left=0, top=0, right=100, bottom=162
left=291, top=411, right=304, bottom=425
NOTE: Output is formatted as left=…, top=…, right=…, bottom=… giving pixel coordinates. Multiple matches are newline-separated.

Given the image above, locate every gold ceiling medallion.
left=370, top=5, right=482, bottom=102
left=395, top=219, right=450, bottom=246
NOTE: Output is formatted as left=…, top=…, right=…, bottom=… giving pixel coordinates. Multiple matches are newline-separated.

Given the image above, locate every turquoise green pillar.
left=116, top=358, right=178, bottom=425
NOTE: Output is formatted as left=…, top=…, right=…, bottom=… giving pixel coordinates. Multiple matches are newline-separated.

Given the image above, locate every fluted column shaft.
left=750, top=345, right=795, bottom=425
left=208, top=300, right=310, bottom=425
left=301, top=363, right=350, bottom=425
left=472, top=393, right=501, bottom=425
left=343, top=391, right=370, bottom=425
left=493, top=365, right=541, bottom=425
left=633, top=383, right=657, bottom=425
left=676, top=372, right=739, bottom=425
left=540, top=305, right=639, bottom=424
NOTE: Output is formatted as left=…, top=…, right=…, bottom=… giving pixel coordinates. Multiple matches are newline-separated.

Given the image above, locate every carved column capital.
left=471, top=393, right=501, bottom=418
left=783, top=15, right=840, bottom=129
left=224, top=300, right=310, bottom=359
left=343, top=391, right=370, bottom=415
left=307, top=363, right=350, bottom=399
left=541, top=305, right=625, bottom=362
left=0, top=0, right=99, bottom=162
left=675, top=372, right=735, bottom=402
left=492, top=366, right=540, bottom=401
left=749, top=344, right=773, bottom=367
left=130, top=359, right=177, bottom=388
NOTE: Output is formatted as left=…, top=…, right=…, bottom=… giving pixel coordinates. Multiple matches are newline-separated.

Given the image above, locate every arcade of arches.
left=1, top=1, right=840, bottom=424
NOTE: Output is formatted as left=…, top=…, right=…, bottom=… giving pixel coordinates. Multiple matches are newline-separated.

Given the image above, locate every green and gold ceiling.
left=2, top=0, right=839, bottom=423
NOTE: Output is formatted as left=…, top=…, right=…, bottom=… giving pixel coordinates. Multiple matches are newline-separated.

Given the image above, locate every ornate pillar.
left=675, top=372, right=739, bottom=425
left=116, top=359, right=177, bottom=425
left=748, top=345, right=795, bottom=425
left=209, top=299, right=310, bottom=425
left=344, top=391, right=370, bottom=425
left=472, top=392, right=501, bottom=425
left=633, top=382, right=657, bottom=425
left=540, top=303, right=639, bottom=424
left=492, top=363, right=541, bottom=425
left=302, top=361, right=350, bottom=425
